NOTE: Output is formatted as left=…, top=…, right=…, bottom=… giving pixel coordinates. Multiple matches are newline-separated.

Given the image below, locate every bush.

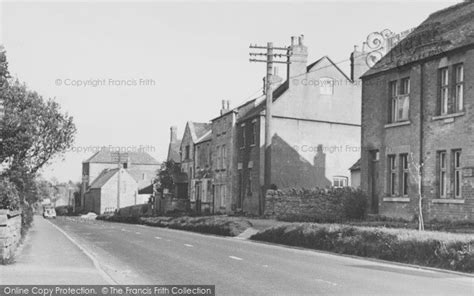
left=251, top=223, right=474, bottom=273
left=97, top=214, right=252, bottom=237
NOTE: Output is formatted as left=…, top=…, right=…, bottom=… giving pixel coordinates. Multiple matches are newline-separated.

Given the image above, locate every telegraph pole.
left=249, top=42, right=291, bottom=214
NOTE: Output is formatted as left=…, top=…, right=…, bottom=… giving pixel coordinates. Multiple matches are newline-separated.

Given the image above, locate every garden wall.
left=264, top=188, right=367, bottom=222
left=0, top=210, right=21, bottom=263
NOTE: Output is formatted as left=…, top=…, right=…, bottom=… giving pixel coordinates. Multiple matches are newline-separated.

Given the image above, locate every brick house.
left=83, top=168, right=139, bottom=214
left=81, top=150, right=160, bottom=210
left=236, top=36, right=364, bottom=215
left=361, top=1, right=474, bottom=221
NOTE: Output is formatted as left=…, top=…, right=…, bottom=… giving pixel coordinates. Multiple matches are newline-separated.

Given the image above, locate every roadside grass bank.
left=96, top=214, right=252, bottom=237
left=250, top=223, right=474, bottom=273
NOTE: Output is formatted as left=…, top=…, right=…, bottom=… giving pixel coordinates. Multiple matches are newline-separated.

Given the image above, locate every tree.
left=155, top=160, right=181, bottom=192
left=409, top=152, right=431, bottom=231
left=0, top=80, right=76, bottom=176
left=0, top=178, right=19, bottom=211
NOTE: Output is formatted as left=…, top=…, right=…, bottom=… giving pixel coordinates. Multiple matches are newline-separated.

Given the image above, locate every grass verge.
left=250, top=223, right=474, bottom=273
left=97, top=214, right=252, bottom=237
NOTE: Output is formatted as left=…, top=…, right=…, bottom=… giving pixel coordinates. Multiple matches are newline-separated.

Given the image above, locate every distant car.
left=43, top=207, right=57, bottom=219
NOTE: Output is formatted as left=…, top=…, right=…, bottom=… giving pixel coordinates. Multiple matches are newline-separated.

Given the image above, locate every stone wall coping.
left=383, top=197, right=410, bottom=203
left=431, top=198, right=465, bottom=204
left=432, top=112, right=465, bottom=121
left=384, top=121, right=411, bottom=129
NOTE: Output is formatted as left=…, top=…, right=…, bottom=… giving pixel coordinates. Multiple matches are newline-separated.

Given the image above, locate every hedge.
left=97, top=214, right=252, bottom=237
left=251, top=223, right=474, bottom=273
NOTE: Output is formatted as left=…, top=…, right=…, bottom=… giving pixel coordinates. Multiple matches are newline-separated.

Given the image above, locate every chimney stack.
left=287, top=34, right=308, bottom=82
left=170, top=126, right=178, bottom=143
left=350, top=44, right=370, bottom=81
left=220, top=99, right=230, bottom=115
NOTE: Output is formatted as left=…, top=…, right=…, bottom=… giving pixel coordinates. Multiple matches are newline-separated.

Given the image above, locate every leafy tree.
left=155, top=160, right=181, bottom=191
left=0, top=177, right=19, bottom=210
left=1, top=80, right=76, bottom=175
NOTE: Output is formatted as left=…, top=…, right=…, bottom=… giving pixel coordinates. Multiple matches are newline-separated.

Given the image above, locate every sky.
left=0, top=0, right=459, bottom=183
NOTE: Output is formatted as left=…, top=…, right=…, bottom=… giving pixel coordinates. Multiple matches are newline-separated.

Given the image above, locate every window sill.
left=384, top=121, right=411, bottom=129
left=432, top=112, right=465, bottom=121
left=383, top=197, right=410, bottom=202
left=432, top=199, right=465, bottom=204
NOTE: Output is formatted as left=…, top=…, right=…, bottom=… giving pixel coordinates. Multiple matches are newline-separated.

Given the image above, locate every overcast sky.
left=0, top=0, right=458, bottom=183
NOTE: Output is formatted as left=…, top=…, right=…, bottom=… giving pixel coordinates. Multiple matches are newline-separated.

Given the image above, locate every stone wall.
left=264, top=188, right=367, bottom=222
left=0, top=210, right=21, bottom=263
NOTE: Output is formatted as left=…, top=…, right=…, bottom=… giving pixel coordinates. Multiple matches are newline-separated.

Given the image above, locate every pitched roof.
left=84, top=150, right=159, bottom=165
left=196, top=130, right=212, bottom=144
left=349, top=159, right=361, bottom=171
left=307, top=56, right=352, bottom=82
left=188, top=122, right=211, bottom=142
left=363, top=1, right=474, bottom=78
left=237, top=80, right=289, bottom=123
left=89, top=168, right=120, bottom=189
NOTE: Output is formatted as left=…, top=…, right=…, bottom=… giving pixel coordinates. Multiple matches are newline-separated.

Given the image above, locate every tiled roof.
left=84, top=150, right=159, bottom=165
left=89, top=168, right=120, bottom=189
left=196, top=130, right=212, bottom=144
left=189, top=122, right=211, bottom=142
left=363, top=1, right=474, bottom=78
left=237, top=80, right=289, bottom=123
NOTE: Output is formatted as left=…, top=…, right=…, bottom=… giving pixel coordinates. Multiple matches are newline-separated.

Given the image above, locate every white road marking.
left=155, top=236, right=162, bottom=240
left=314, top=278, right=338, bottom=286
left=229, top=256, right=243, bottom=261
left=135, top=232, right=141, bottom=234
left=262, top=264, right=269, bottom=268
left=46, top=220, right=117, bottom=284
left=184, top=244, right=194, bottom=247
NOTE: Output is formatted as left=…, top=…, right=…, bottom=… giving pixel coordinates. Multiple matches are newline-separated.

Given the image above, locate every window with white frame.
left=333, top=176, right=348, bottom=188
left=388, top=155, right=397, bottom=196
left=389, top=78, right=410, bottom=123
left=240, top=124, right=246, bottom=148
left=400, top=154, right=409, bottom=196
left=319, top=77, right=334, bottom=95
left=222, top=145, right=227, bottom=169
left=438, top=151, right=447, bottom=198
left=454, top=150, right=462, bottom=198
left=439, top=68, right=449, bottom=115
left=455, top=64, right=464, bottom=112
left=220, top=185, right=226, bottom=208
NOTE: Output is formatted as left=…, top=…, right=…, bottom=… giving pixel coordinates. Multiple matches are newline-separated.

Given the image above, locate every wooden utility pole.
left=249, top=42, right=291, bottom=213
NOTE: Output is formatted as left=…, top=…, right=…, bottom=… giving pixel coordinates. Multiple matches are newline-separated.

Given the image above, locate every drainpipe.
left=419, top=63, right=425, bottom=214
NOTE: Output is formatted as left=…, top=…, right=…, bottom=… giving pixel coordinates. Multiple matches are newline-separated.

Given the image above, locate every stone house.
left=190, top=130, right=213, bottom=213
left=179, top=121, right=212, bottom=200
left=83, top=168, right=139, bottom=214
left=236, top=36, right=365, bottom=215
left=360, top=1, right=474, bottom=221
left=81, top=150, right=160, bottom=211
left=210, top=100, right=238, bottom=213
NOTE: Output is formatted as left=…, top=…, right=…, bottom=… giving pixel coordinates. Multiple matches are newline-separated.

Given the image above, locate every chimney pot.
left=298, top=35, right=304, bottom=45
left=291, top=36, right=296, bottom=46
left=221, top=100, right=226, bottom=109
left=226, top=100, right=230, bottom=109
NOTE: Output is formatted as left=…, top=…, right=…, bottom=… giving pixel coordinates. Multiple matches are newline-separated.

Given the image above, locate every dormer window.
left=319, top=77, right=334, bottom=95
